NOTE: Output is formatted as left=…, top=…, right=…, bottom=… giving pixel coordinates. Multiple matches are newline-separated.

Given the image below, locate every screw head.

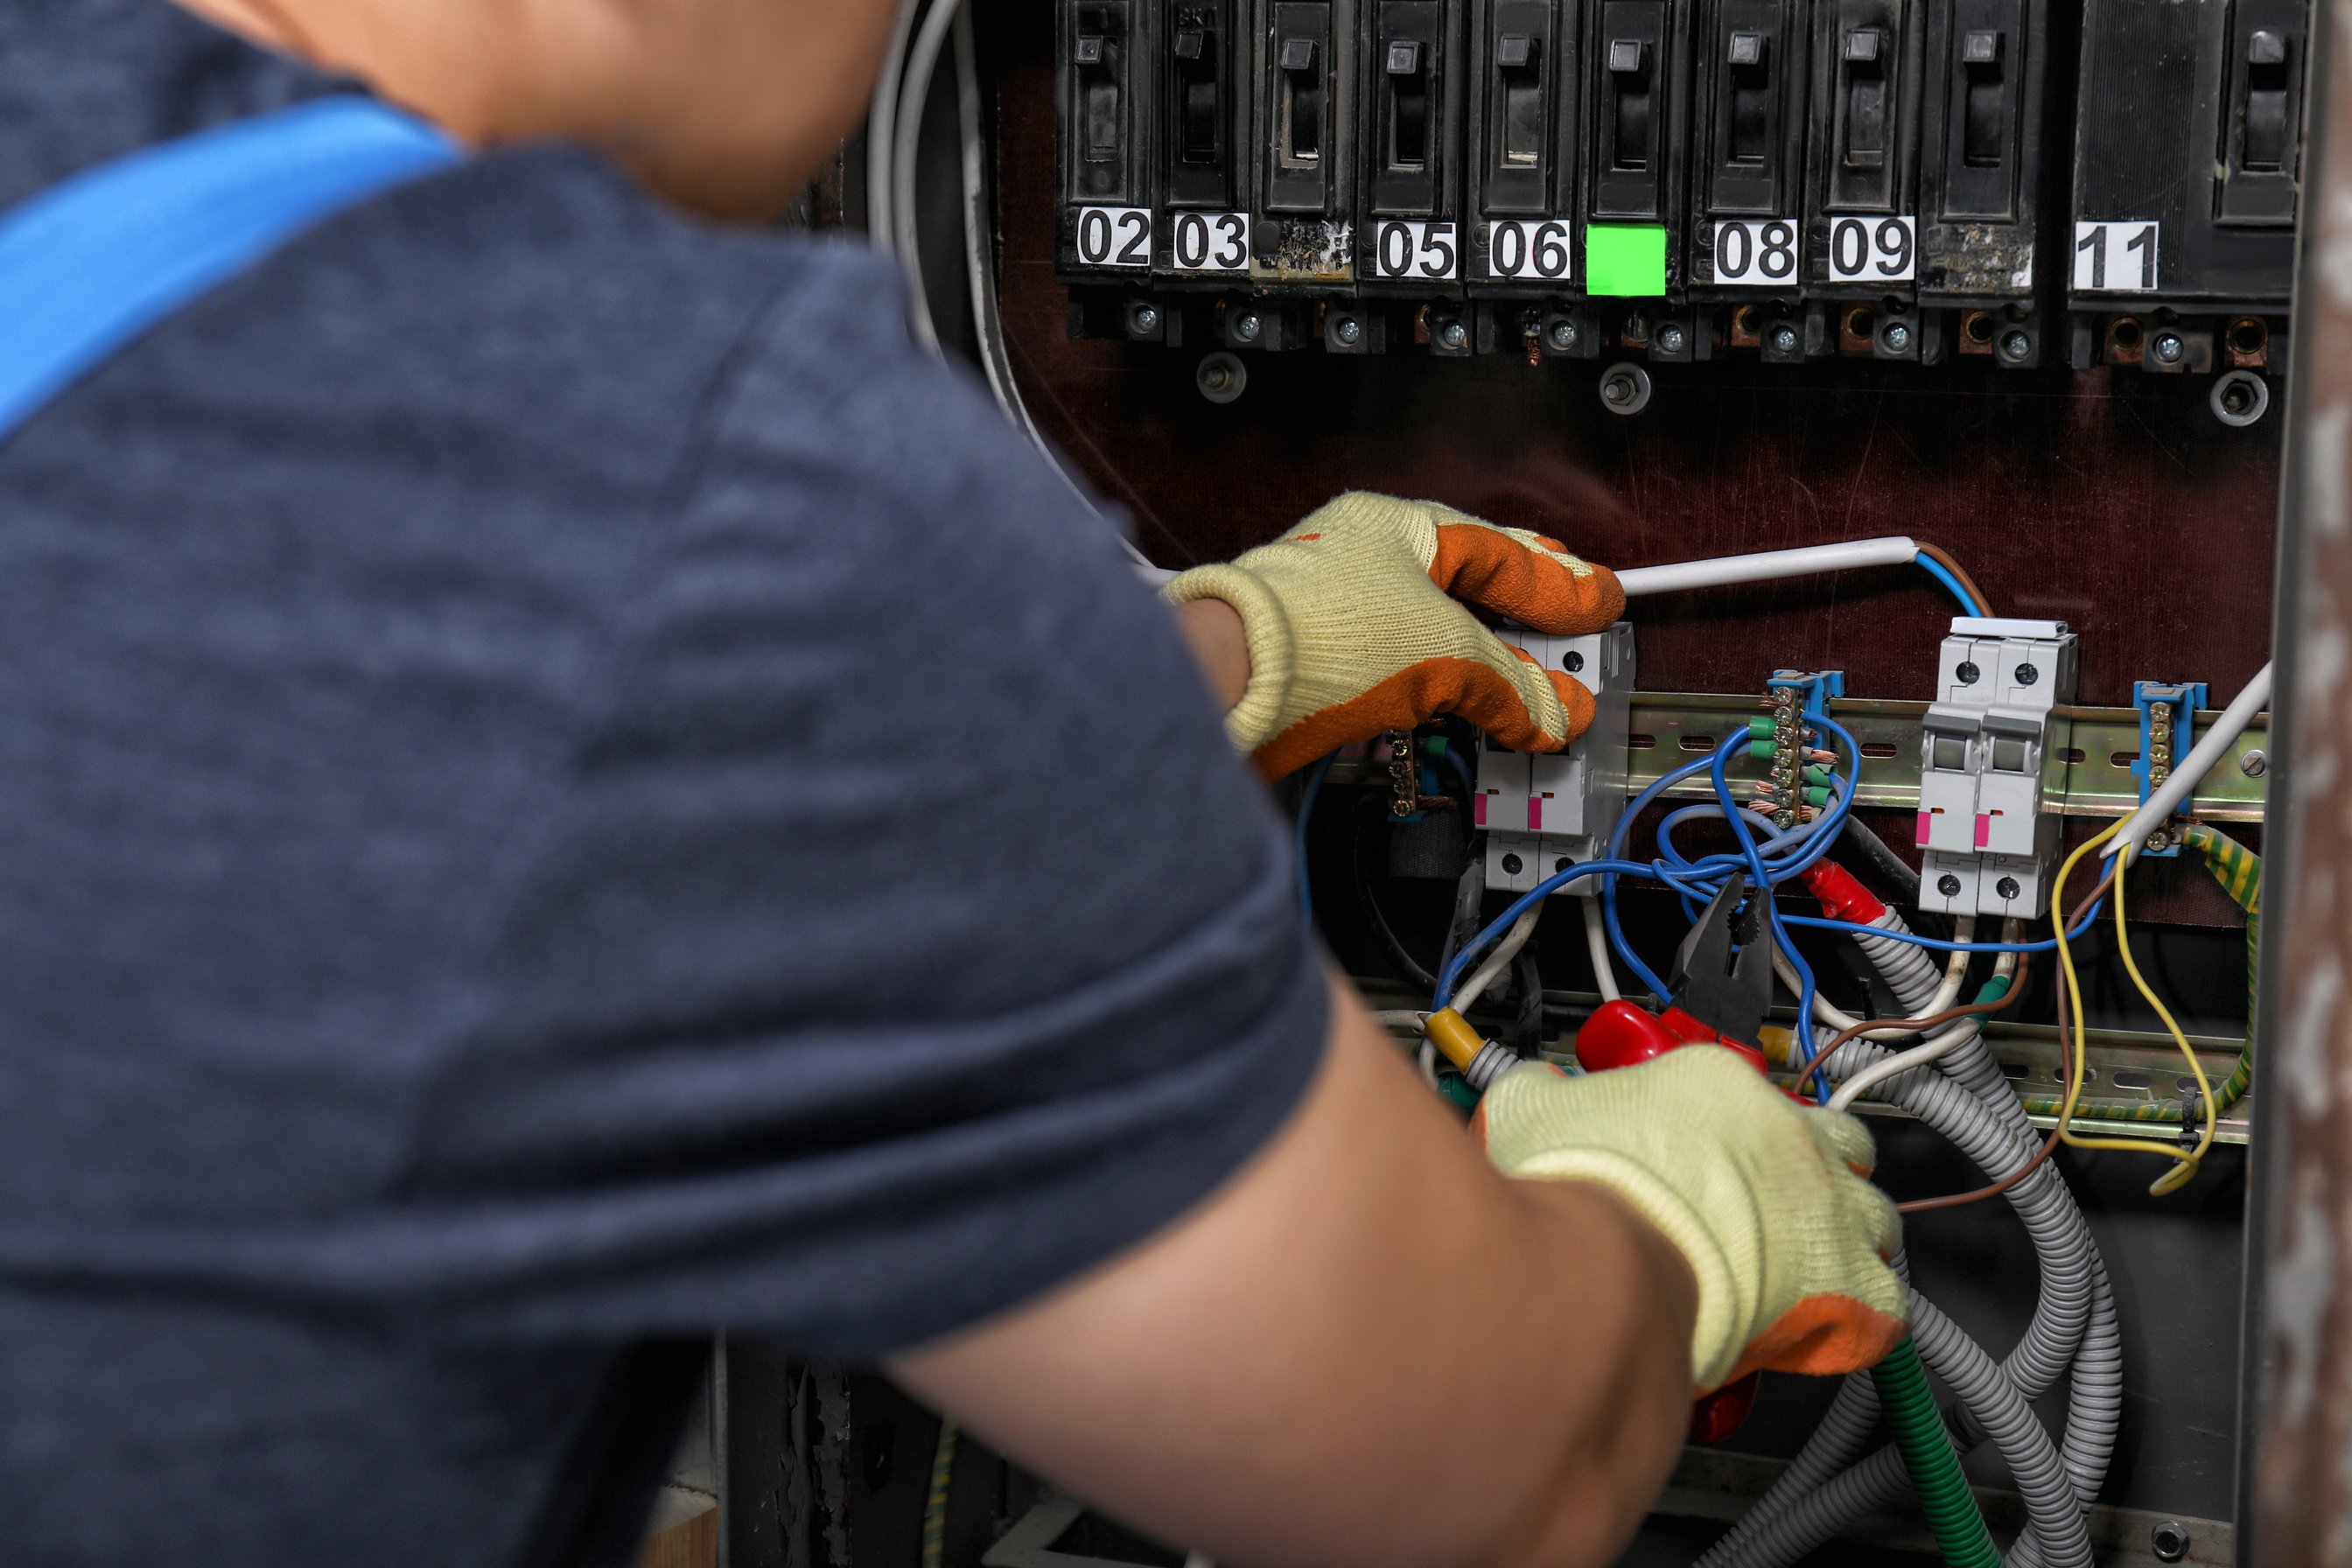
left=1564, top=651, right=1586, bottom=674
left=2242, top=749, right=2269, bottom=777
left=1881, top=321, right=1913, bottom=354
left=1997, top=877, right=2022, bottom=900
left=1556, top=858, right=1573, bottom=873
left=1656, top=324, right=1688, bottom=354
left=2146, top=830, right=2174, bottom=855
left=1769, top=324, right=1800, bottom=354
left=1547, top=319, right=1578, bottom=352
left=2152, top=332, right=2187, bottom=364
left=1129, top=304, right=1160, bottom=336
left=1938, top=874, right=1964, bottom=898
left=2001, top=330, right=2033, bottom=361
left=1501, top=853, right=1525, bottom=877
left=2015, top=663, right=2040, bottom=687
left=1332, top=316, right=1363, bottom=346
left=1438, top=319, right=1470, bottom=352
left=1229, top=311, right=1263, bottom=344
left=2150, top=1520, right=2191, bottom=1563
left=1956, top=662, right=1982, bottom=686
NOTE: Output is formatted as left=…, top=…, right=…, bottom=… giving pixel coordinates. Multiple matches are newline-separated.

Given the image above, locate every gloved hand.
left=1477, top=1047, right=1908, bottom=1394
left=1162, top=493, right=1623, bottom=780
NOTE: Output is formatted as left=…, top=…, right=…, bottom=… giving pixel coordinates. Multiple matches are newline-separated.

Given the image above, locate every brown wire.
left=1894, top=864, right=2120, bottom=1214
left=1788, top=950, right=2034, bottom=1101
left=1914, top=542, right=1996, bottom=619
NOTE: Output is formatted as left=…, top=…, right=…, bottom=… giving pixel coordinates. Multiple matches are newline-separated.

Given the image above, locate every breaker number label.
left=1170, top=212, right=1252, bottom=272
left=1370, top=220, right=1461, bottom=281
left=1826, top=216, right=1916, bottom=282
left=1712, top=219, right=1802, bottom=286
left=1487, top=220, right=1574, bottom=282
left=2072, top=220, right=2160, bottom=293
left=1074, top=206, right=1153, bottom=269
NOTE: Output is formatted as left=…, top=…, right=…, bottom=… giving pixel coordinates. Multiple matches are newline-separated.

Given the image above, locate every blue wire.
left=1784, top=904, right=2106, bottom=951
left=1432, top=742, right=1476, bottom=802
left=1914, top=554, right=1986, bottom=617
left=1708, top=732, right=1831, bottom=1102
left=1434, top=858, right=1691, bottom=1009
left=1297, top=754, right=1335, bottom=927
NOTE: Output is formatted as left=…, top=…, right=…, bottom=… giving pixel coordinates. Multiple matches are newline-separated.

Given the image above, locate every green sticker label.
left=1585, top=224, right=1670, bottom=298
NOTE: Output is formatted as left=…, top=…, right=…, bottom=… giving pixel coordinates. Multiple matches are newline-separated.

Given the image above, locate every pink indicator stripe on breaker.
left=1475, top=793, right=1489, bottom=827
left=1916, top=811, right=1933, bottom=847
left=1976, top=815, right=1992, bottom=848
left=1529, top=798, right=1544, bottom=831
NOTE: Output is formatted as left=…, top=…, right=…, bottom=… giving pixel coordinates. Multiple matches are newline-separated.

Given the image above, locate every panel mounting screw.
left=1548, top=319, right=1579, bottom=352
left=1956, top=662, right=1981, bottom=685
left=2015, top=663, right=2040, bottom=686
left=2212, top=369, right=2272, bottom=427
left=1228, top=310, right=1264, bottom=345
left=1938, top=874, right=1964, bottom=898
left=1502, top=853, right=1525, bottom=876
left=1438, top=318, right=1470, bottom=352
left=1880, top=321, right=1913, bottom=354
left=2151, top=332, right=2187, bottom=365
left=1769, top=325, right=1800, bottom=354
left=2150, top=1520, right=2191, bottom=1563
left=1599, top=362, right=1654, bottom=416
left=1195, top=351, right=1249, bottom=405
left=1655, top=323, right=1688, bottom=355
left=2001, top=331, right=2032, bottom=361
left=1332, top=316, right=1363, bottom=346
left=2242, top=749, right=2269, bottom=778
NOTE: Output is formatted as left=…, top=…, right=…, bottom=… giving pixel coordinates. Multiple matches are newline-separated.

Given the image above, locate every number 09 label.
left=1073, top=206, right=1153, bottom=270
left=1826, top=216, right=1916, bottom=283
left=1712, top=220, right=1801, bottom=287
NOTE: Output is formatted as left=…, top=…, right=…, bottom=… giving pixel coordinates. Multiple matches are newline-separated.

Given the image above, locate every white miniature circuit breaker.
left=1916, top=618, right=2080, bottom=920
left=1480, top=623, right=1635, bottom=896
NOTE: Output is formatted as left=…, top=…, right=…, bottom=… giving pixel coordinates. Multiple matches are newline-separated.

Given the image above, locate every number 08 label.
left=1712, top=220, right=1800, bottom=286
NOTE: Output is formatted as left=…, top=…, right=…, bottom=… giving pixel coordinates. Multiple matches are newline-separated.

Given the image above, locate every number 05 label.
left=2072, top=221, right=2160, bottom=293
left=1713, top=220, right=1801, bottom=286
left=1370, top=221, right=1460, bottom=280
left=1074, top=206, right=1153, bottom=270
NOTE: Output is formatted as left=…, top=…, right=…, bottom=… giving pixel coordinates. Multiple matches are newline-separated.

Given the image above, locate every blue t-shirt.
left=0, top=6, right=1327, bottom=1564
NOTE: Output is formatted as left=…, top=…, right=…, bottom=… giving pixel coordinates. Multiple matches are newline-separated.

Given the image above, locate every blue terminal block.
left=2132, top=681, right=2210, bottom=858
left=1768, top=669, right=1847, bottom=721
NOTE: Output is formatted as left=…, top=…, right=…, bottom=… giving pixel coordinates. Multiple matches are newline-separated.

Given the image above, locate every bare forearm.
left=1175, top=594, right=1251, bottom=710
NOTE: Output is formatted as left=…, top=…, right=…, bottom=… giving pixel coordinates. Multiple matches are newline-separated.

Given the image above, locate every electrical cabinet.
left=1048, top=0, right=2308, bottom=402
left=2067, top=0, right=2308, bottom=375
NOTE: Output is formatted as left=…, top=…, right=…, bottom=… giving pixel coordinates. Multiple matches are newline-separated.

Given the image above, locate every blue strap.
left=0, top=97, right=461, bottom=444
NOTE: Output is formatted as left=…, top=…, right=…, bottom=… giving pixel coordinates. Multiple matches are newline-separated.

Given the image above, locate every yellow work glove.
left=1163, top=493, right=1623, bottom=780
left=1478, top=1049, right=1909, bottom=1394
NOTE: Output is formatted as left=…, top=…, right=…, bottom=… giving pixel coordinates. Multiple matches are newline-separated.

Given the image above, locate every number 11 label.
left=2073, top=221, right=2160, bottom=293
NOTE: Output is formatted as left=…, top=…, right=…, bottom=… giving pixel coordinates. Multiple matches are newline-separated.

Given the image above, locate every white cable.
left=893, top=0, right=966, bottom=353
left=1827, top=947, right=2015, bottom=1115
left=865, top=0, right=927, bottom=254
left=1453, top=909, right=1541, bottom=1015
left=1615, top=538, right=1920, bottom=598
left=2103, top=661, right=2273, bottom=858
left=1369, top=1010, right=1432, bottom=1032
left=1581, top=893, right=1622, bottom=1004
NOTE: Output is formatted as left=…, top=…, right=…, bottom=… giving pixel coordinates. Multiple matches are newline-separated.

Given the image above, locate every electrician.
left=0, top=4, right=1906, bottom=1566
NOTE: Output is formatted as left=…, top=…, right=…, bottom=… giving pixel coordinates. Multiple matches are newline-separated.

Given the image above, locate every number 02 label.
left=2072, top=221, right=2160, bottom=293
left=1074, top=206, right=1152, bottom=270
left=1713, top=220, right=1801, bottom=286
left=1172, top=212, right=1252, bottom=272
left=1370, top=220, right=1460, bottom=281
left=1826, top=216, right=1915, bottom=283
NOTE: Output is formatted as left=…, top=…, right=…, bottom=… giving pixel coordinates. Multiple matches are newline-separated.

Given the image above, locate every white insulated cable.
left=1581, top=893, right=1622, bottom=1004
left=1829, top=946, right=2015, bottom=1114
left=866, top=0, right=928, bottom=255
left=893, top=0, right=966, bottom=353
left=2103, top=661, right=2273, bottom=858
left=1616, top=538, right=1921, bottom=598
left=1454, top=909, right=1541, bottom=1015
left=1776, top=917, right=1972, bottom=1043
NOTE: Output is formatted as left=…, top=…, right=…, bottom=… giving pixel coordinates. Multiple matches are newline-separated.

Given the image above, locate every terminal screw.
left=1127, top=303, right=1161, bottom=337
left=1769, top=324, right=1800, bottom=354
left=1228, top=311, right=1264, bottom=345
left=1548, top=319, right=1579, bottom=352
left=1956, top=662, right=1981, bottom=686
left=1438, top=318, right=1470, bottom=352
left=2015, top=663, right=2040, bottom=686
left=1332, top=316, right=1363, bottom=347
left=2150, top=1521, right=2191, bottom=1563
left=2151, top=332, right=2187, bottom=365
left=1939, top=874, right=1964, bottom=898
left=1502, top=853, right=1525, bottom=877
left=1880, top=321, right=1913, bottom=354
left=1997, top=877, right=2022, bottom=900
left=1655, top=323, right=1688, bottom=355
left=2001, top=331, right=2033, bottom=361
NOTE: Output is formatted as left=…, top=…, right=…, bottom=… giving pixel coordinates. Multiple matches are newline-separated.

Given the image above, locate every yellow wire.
left=2048, top=821, right=2207, bottom=1194
left=2113, top=855, right=2216, bottom=1195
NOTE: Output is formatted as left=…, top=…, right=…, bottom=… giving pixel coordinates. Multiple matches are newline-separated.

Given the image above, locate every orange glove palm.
left=1164, top=493, right=1624, bottom=780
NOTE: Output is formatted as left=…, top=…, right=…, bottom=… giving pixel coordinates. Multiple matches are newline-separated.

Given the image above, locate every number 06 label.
left=1487, top=220, right=1574, bottom=282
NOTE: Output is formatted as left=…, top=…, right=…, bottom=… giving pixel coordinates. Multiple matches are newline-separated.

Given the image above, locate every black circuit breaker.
left=1242, top=0, right=1362, bottom=344
left=1803, top=0, right=1927, bottom=360
left=1916, top=0, right=2061, bottom=369
left=1580, top=0, right=1696, bottom=337
left=1159, top=0, right=1255, bottom=310
left=1348, top=2, right=1473, bottom=354
left=1686, top=0, right=1810, bottom=364
left=1464, top=1, right=1586, bottom=358
left=2068, top=0, right=2309, bottom=376
left=1056, top=3, right=1160, bottom=293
